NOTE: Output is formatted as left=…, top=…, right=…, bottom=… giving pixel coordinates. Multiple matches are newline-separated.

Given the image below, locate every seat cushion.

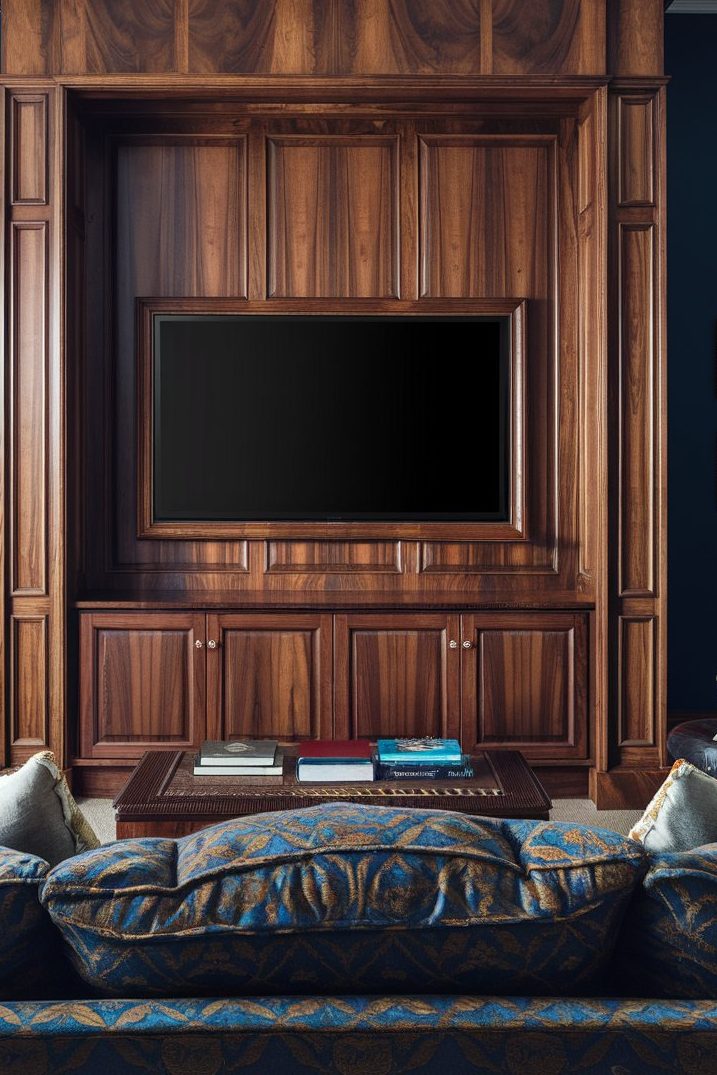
left=0, top=846, right=56, bottom=997
left=41, top=802, right=647, bottom=998
left=615, top=844, right=717, bottom=998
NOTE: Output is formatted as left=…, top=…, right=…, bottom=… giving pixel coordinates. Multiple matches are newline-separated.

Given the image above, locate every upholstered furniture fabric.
left=630, top=759, right=717, bottom=852
left=0, top=995, right=716, bottom=1074
left=0, top=846, right=55, bottom=996
left=0, top=752, right=99, bottom=866
left=41, top=802, right=646, bottom=997
left=616, top=844, right=717, bottom=999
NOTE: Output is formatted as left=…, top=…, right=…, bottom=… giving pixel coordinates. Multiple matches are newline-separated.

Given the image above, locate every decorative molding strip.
left=666, top=1, right=717, bottom=12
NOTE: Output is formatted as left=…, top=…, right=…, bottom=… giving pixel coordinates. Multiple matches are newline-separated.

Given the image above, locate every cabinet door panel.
left=207, top=614, right=332, bottom=742
left=79, top=613, right=205, bottom=760
left=461, top=613, right=588, bottom=761
left=334, top=614, right=460, bottom=740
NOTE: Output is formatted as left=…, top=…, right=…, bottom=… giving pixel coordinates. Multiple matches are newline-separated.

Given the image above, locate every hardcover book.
left=376, top=738, right=463, bottom=764
left=199, top=740, right=277, bottom=766
left=193, top=751, right=284, bottom=777
left=298, top=740, right=373, bottom=761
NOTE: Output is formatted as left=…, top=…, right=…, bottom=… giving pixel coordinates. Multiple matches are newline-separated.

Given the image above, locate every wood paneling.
left=618, top=96, right=655, bottom=207
left=110, top=139, right=247, bottom=574
left=462, top=613, right=588, bottom=761
left=492, top=0, right=605, bottom=76
left=84, top=0, right=177, bottom=73
left=267, top=137, right=398, bottom=298
left=10, top=616, right=48, bottom=749
left=266, top=542, right=402, bottom=573
left=608, top=0, right=664, bottom=76
left=618, top=616, right=655, bottom=747
left=620, top=222, right=656, bottom=598
left=11, top=95, right=48, bottom=204
left=206, top=614, right=332, bottom=742
left=10, top=222, right=47, bottom=596
left=334, top=613, right=460, bottom=740
left=79, top=613, right=204, bottom=758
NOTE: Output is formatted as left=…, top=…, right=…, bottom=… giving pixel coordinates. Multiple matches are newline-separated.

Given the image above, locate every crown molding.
left=666, top=1, right=717, bottom=12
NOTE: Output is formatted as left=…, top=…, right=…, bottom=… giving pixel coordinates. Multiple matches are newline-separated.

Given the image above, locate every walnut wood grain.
left=608, top=0, right=664, bottom=77
left=267, top=137, right=398, bottom=297
left=10, top=221, right=47, bottom=596
left=334, top=613, right=461, bottom=741
left=206, top=613, right=333, bottom=742
left=618, top=96, right=655, bottom=207
left=462, top=613, right=588, bottom=762
left=492, top=0, right=605, bottom=76
left=79, top=612, right=205, bottom=758
left=10, top=615, right=48, bottom=752
left=266, top=542, right=402, bottom=574
left=11, top=95, right=48, bottom=203
left=618, top=615, right=655, bottom=747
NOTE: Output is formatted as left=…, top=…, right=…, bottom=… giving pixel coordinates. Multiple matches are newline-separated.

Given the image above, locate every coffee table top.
left=114, top=748, right=552, bottom=823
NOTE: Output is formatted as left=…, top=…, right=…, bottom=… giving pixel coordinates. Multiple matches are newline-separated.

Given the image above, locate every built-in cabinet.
left=77, top=610, right=589, bottom=769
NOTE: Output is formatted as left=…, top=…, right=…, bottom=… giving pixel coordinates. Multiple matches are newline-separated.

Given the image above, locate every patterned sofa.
left=1, top=802, right=716, bottom=1075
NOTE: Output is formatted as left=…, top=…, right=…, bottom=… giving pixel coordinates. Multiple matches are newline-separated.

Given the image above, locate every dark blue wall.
left=666, top=16, right=717, bottom=712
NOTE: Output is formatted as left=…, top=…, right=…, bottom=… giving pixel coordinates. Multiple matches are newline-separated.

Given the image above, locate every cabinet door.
left=461, top=613, right=588, bottom=761
left=206, top=614, right=333, bottom=742
left=79, top=613, right=205, bottom=759
left=334, top=614, right=461, bottom=740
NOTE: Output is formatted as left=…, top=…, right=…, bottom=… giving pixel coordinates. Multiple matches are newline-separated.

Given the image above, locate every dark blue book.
left=377, top=759, right=475, bottom=781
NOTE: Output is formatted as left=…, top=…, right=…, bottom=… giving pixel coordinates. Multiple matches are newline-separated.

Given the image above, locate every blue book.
left=376, top=738, right=463, bottom=764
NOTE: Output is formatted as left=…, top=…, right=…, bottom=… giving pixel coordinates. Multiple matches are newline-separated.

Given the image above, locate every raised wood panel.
left=618, top=96, right=655, bottom=207
left=334, top=613, right=460, bottom=740
left=267, top=138, right=398, bottom=297
left=11, top=95, right=48, bottom=204
left=11, top=222, right=47, bottom=596
left=419, top=138, right=552, bottom=299
left=462, top=613, right=588, bottom=760
left=266, top=542, right=402, bottom=573
left=620, top=223, right=655, bottom=597
left=79, top=613, right=205, bottom=758
left=492, top=0, right=605, bottom=76
left=618, top=616, right=655, bottom=747
left=112, top=140, right=247, bottom=573
left=207, top=614, right=332, bottom=741
left=10, top=615, right=48, bottom=749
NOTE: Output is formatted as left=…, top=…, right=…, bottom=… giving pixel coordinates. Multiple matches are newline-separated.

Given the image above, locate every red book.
left=298, top=740, right=372, bottom=761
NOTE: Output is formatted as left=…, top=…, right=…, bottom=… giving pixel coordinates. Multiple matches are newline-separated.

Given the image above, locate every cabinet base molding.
left=589, top=767, right=670, bottom=810
left=72, top=765, right=134, bottom=798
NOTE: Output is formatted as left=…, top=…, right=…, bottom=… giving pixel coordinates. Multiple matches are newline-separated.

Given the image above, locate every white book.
left=199, top=739, right=277, bottom=766
left=297, top=760, right=375, bottom=783
left=193, top=751, right=284, bottom=777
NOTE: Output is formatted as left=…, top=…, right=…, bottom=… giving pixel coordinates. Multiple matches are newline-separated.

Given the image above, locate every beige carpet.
left=78, top=797, right=642, bottom=845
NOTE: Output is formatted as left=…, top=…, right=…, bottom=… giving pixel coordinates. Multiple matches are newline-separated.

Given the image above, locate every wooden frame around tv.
left=136, top=297, right=527, bottom=542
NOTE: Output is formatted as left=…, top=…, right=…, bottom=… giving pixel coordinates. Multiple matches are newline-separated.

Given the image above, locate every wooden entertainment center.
left=1, top=1, right=667, bottom=806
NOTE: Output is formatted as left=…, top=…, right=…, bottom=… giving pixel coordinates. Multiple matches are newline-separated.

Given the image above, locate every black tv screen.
left=152, top=315, right=509, bottom=522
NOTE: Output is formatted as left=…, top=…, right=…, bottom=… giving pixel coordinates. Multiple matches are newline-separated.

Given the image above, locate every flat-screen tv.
left=151, top=315, right=509, bottom=522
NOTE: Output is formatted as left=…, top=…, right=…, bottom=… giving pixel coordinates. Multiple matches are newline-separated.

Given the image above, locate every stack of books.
left=193, top=740, right=284, bottom=778
left=376, top=737, right=475, bottom=780
left=297, top=740, right=375, bottom=783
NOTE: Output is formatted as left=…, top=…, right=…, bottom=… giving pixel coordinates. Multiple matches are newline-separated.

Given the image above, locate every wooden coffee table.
left=114, top=748, right=551, bottom=838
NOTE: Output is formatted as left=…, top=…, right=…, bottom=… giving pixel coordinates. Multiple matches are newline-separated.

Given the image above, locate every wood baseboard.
left=589, top=767, right=669, bottom=810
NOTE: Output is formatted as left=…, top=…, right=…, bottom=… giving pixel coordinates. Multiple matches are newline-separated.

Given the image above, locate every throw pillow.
left=41, top=802, right=646, bottom=998
left=629, top=758, right=717, bottom=852
left=0, top=751, right=99, bottom=866
left=615, top=844, right=717, bottom=998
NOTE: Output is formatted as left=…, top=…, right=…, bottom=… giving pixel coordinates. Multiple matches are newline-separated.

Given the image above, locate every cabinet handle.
left=462, top=640, right=472, bottom=649
left=207, top=639, right=218, bottom=650
left=195, top=640, right=204, bottom=650
left=449, top=640, right=458, bottom=649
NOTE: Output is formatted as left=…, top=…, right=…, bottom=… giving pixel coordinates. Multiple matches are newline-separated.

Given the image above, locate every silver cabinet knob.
left=207, top=639, right=218, bottom=650
left=462, top=640, right=472, bottom=649
left=449, top=640, right=458, bottom=649
left=195, top=640, right=204, bottom=649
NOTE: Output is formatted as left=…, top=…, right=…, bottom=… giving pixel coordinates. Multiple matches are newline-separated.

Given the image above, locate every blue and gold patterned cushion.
left=0, top=846, right=56, bottom=996
left=615, top=843, right=717, bottom=998
left=41, top=803, right=646, bottom=998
